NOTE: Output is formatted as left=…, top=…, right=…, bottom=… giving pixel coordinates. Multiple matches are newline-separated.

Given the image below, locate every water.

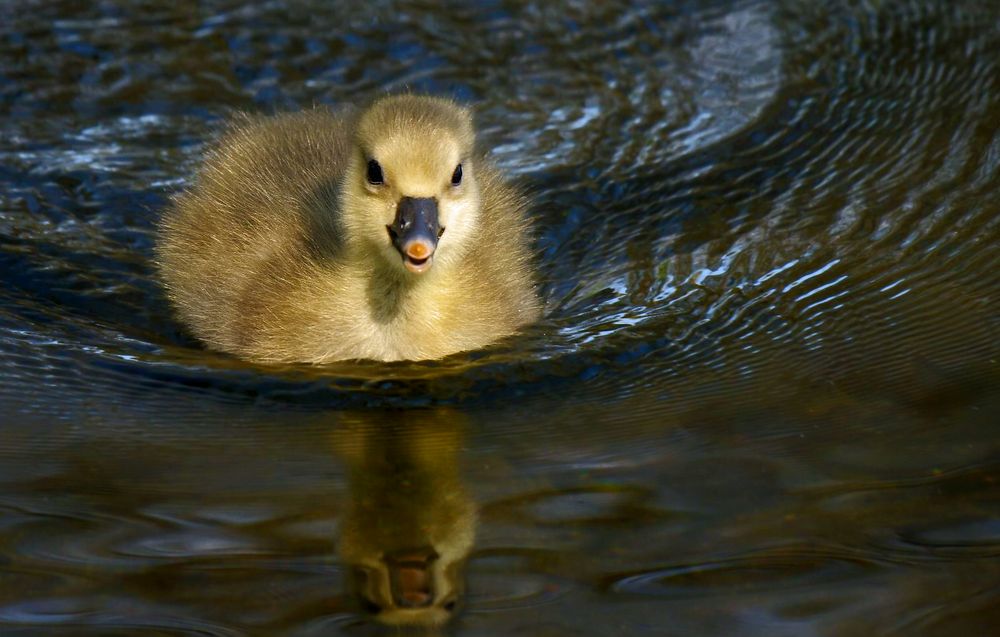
left=2, top=0, right=998, bottom=634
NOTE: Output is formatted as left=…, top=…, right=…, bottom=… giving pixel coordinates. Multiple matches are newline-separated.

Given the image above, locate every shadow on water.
left=1, top=0, right=999, bottom=634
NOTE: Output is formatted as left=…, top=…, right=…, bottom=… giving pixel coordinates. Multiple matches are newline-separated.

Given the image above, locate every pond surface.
left=2, top=0, right=999, bottom=634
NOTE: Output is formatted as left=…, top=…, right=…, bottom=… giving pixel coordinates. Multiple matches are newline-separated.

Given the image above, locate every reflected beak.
left=388, top=197, right=441, bottom=274
left=386, top=547, right=438, bottom=608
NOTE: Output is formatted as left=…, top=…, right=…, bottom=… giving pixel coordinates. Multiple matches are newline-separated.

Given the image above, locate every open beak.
left=388, top=197, right=441, bottom=274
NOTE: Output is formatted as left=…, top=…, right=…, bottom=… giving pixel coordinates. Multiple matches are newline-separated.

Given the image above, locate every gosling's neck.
left=353, top=243, right=450, bottom=326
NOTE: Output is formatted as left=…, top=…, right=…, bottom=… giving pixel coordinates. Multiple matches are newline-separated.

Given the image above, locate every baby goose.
left=156, top=95, right=539, bottom=363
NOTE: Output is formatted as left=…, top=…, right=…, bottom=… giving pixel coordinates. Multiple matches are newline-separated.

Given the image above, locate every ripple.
left=482, top=485, right=665, bottom=526
left=467, top=550, right=570, bottom=612
left=0, top=595, right=244, bottom=636
left=606, top=546, right=882, bottom=598
left=1, top=0, right=997, bottom=421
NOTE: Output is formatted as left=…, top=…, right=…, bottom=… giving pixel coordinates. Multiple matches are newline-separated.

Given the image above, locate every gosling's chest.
left=358, top=283, right=484, bottom=361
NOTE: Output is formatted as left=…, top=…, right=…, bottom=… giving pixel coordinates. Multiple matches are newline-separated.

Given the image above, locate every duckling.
left=156, top=95, right=539, bottom=363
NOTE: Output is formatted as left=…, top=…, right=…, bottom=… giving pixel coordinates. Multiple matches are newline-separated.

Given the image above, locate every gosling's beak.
left=388, top=197, right=441, bottom=274
left=385, top=547, right=438, bottom=608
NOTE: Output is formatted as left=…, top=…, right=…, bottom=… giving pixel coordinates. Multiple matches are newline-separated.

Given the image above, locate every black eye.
left=451, top=163, right=462, bottom=186
left=366, top=159, right=384, bottom=185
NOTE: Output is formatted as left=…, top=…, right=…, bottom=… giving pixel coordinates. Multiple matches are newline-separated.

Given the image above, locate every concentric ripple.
left=1, top=1, right=995, bottom=411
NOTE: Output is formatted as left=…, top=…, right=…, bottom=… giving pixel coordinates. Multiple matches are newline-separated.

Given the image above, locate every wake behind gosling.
left=156, top=95, right=540, bottom=363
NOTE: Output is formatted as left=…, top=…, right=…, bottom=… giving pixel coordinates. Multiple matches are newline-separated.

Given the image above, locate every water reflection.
left=333, top=410, right=475, bottom=628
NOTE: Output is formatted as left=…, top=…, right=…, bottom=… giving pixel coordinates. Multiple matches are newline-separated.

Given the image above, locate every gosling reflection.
left=333, top=410, right=476, bottom=627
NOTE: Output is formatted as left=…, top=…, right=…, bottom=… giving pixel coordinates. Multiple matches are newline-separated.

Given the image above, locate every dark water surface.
left=2, top=0, right=999, bottom=634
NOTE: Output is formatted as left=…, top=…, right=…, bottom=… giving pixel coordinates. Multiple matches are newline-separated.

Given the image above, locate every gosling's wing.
left=156, top=107, right=357, bottom=357
left=465, top=161, right=542, bottom=326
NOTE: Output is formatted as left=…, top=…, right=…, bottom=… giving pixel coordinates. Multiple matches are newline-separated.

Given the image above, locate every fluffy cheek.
left=376, top=203, right=396, bottom=241
left=437, top=194, right=479, bottom=259
left=341, top=187, right=398, bottom=254
left=376, top=206, right=401, bottom=261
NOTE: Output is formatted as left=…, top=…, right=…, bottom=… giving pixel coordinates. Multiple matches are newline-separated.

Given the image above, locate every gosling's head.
left=341, top=95, right=480, bottom=275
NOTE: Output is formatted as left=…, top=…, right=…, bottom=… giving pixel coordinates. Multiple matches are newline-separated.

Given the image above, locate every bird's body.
left=156, top=96, right=539, bottom=363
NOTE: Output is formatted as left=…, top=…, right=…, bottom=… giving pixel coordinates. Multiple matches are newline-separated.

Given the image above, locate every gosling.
left=156, top=95, right=540, bottom=363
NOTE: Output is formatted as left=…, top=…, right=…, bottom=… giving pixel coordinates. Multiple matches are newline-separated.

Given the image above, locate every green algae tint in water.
left=1, top=0, right=999, bottom=635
